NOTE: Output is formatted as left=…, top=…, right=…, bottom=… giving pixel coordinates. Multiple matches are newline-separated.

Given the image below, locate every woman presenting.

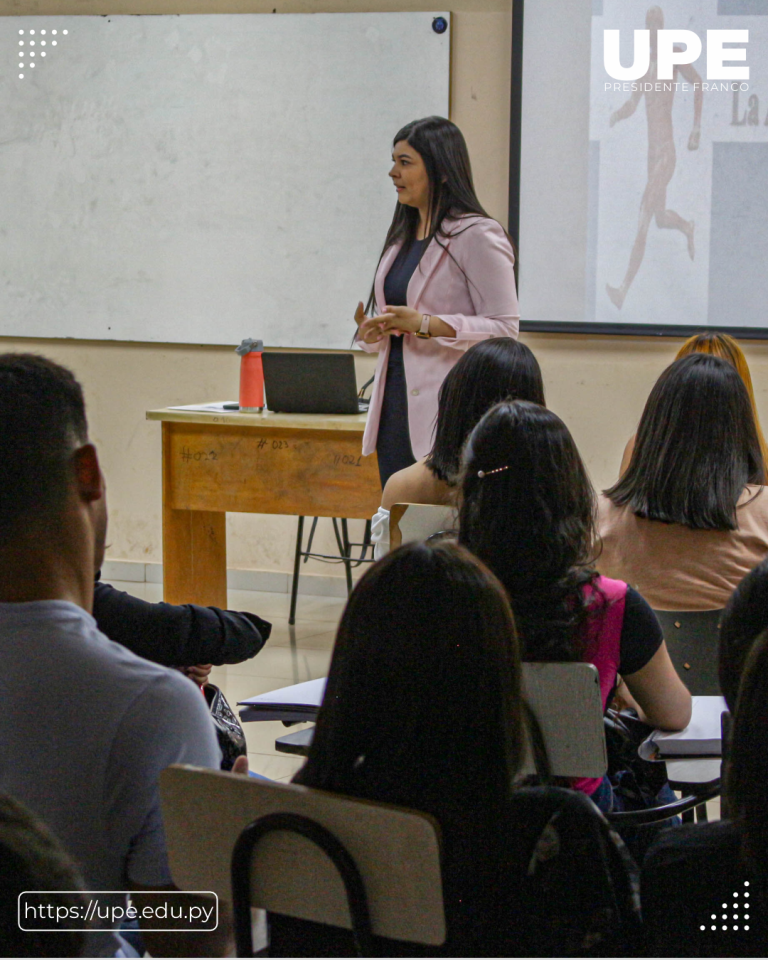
left=355, top=116, right=520, bottom=487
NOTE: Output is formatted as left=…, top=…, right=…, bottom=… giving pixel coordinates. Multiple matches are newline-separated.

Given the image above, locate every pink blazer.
left=358, top=216, right=520, bottom=459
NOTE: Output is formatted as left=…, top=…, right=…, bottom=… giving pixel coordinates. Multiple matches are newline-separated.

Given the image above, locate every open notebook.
left=238, top=677, right=326, bottom=723
left=639, top=695, right=727, bottom=759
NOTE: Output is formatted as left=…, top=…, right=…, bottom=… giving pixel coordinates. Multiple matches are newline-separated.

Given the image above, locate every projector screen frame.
left=507, top=0, right=768, bottom=341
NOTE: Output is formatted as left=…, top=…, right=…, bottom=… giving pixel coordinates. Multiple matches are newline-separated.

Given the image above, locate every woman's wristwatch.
left=415, top=314, right=432, bottom=339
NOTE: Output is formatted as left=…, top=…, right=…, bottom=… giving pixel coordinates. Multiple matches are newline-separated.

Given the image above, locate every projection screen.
left=514, top=0, right=768, bottom=336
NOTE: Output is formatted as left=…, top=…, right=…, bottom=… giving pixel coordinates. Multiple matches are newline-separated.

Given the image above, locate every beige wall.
left=4, top=0, right=768, bottom=578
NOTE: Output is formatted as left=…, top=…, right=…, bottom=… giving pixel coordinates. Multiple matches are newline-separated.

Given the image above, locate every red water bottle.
left=236, top=339, right=264, bottom=411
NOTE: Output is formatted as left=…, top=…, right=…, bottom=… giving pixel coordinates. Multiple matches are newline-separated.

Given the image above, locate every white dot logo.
left=701, top=884, right=756, bottom=933
left=16, top=24, right=69, bottom=79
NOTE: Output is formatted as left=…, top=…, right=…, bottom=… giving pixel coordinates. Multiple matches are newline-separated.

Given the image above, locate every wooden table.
left=147, top=407, right=380, bottom=607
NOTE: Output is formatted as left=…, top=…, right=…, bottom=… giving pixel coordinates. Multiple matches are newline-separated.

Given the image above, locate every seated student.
left=457, top=400, right=691, bottom=812
left=293, top=541, right=640, bottom=956
left=370, top=338, right=544, bottom=556
left=0, top=354, right=231, bottom=957
left=600, top=354, right=768, bottom=611
left=92, top=576, right=272, bottom=685
left=642, top=629, right=768, bottom=957
left=0, top=793, right=87, bottom=958
left=620, top=331, right=768, bottom=475
left=718, top=557, right=768, bottom=709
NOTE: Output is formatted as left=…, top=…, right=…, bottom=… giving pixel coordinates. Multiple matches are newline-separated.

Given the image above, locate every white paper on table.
left=639, top=695, right=727, bottom=759
left=167, top=401, right=239, bottom=412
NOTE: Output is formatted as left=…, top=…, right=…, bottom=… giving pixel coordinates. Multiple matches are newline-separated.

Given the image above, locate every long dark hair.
left=676, top=331, right=768, bottom=468
left=719, top=559, right=768, bottom=712
left=426, top=338, right=545, bottom=484
left=295, top=541, right=524, bottom=818
left=725, top=629, right=768, bottom=888
left=605, top=354, right=764, bottom=530
left=458, top=400, right=599, bottom=662
left=365, top=116, right=496, bottom=316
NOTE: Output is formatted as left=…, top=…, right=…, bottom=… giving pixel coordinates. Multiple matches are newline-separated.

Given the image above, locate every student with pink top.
left=457, top=400, right=691, bottom=814
left=353, top=116, right=520, bottom=486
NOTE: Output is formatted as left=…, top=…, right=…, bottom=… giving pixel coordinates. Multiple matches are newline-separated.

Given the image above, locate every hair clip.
left=477, top=465, right=510, bottom=479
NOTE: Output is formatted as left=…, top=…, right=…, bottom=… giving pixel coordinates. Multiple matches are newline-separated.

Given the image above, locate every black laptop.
left=261, top=351, right=366, bottom=415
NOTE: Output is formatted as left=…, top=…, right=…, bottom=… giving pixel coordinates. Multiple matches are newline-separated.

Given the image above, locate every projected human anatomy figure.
left=606, top=6, right=703, bottom=310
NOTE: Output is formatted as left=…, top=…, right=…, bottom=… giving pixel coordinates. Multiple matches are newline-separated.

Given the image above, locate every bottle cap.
left=235, top=338, right=264, bottom=356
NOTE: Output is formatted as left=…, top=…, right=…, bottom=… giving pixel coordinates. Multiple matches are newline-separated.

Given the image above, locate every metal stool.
left=289, top=517, right=374, bottom=625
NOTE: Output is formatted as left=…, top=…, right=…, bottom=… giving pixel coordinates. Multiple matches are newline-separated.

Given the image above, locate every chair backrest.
left=159, top=766, right=445, bottom=946
left=652, top=609, right=724, bottom=695
left=389, top=502, right=455, bottom=550
left=520, top=662, right=607, bottom=778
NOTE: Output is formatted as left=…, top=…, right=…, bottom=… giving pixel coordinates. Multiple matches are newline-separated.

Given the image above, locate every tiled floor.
left=110, top=579, right=721, bottom=817
left=110, top=580, right=342, bottom=781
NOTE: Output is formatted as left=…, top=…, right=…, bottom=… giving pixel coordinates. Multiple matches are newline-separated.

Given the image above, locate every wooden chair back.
left=159, top=766, right=445, bottom=945
left=520, top=662, right=607, bottom=778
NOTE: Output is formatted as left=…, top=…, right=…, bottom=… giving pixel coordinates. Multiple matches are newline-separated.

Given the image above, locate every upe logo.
left=604, top=29, right=749, bottom=81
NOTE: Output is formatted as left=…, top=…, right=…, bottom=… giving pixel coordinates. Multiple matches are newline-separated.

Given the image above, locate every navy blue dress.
left=376, top=238, right=427, bottom=488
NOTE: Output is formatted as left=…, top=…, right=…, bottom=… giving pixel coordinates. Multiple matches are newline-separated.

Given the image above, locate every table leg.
left=162, top=506, right=227, bottom=608
left=289, top=516, right=305, bottom=626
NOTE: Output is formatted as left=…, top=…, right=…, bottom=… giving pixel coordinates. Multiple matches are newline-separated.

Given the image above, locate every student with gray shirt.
left=0, top=355, right=225, bottom=957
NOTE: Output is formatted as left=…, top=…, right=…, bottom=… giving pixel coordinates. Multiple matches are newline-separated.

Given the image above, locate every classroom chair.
left=652, top=608, right=724, bottom=823
left=159, top=766, right=445, bottom=956
left=652, top=609, right=724, bottom=696
left=266, top=663, right=720, bottom=826
left=388, top=502, right=456, bottom=552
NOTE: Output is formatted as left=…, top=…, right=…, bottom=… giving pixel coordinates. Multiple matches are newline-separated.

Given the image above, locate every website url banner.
left=18, top=891, right=219, bottom=932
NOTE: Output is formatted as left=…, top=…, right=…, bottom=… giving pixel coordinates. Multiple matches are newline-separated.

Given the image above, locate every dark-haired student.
left=371, top=337, right=544, bottom=555
left=718, top=557, right=768, bottom=709
left=600, top=353, right=768, bottom=611
left=458, top=400, right=691, bottom=814
left=293, top=541, right=640, bottom=956
left=0, top=793, right=87, bottom=958
left=642, top=629, right=768, bottom=956
left=0, top=354, right=230, bottom=957
left=620, top=331, right=768, bottom=474
left=353, top=116, right=519, bottom=487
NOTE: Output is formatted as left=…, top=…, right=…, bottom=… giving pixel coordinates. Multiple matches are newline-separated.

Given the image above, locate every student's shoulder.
left=84, top=619, right=206, bottom=716
left=740, top=484, right=768, bottom=517
left=381, top=460, right=443, bottom=511
left=117, top=661, right=219, bottom=764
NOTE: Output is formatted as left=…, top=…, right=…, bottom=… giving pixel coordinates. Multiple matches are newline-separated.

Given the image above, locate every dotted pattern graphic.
left=17, top=27, right=68, bottom=79
left=699, top=881, right=752, bottom=933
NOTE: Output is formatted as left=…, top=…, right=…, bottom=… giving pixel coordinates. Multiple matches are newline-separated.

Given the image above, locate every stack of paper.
left=238, top=677, right=326, bottom=723
left=639, top=695, right=727, bottom=759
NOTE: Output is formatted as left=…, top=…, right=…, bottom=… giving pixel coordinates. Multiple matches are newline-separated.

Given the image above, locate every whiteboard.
left=0, top=13, right=450, bottom=347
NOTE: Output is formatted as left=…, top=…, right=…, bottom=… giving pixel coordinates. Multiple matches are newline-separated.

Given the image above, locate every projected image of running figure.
left=606, top=5, right=703, bottom=310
